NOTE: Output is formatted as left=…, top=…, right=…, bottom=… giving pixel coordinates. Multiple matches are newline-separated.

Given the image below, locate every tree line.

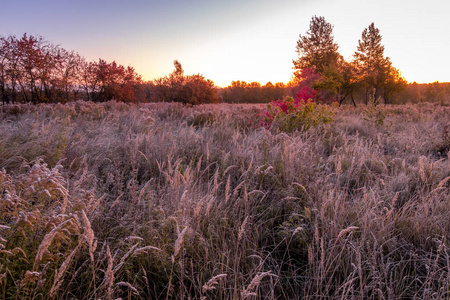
left=0, top=34, right=220, bottom=105
left=1, top=25, right=448, bottom=105
left=0, top=33, right=290, bottom=105
left=220, top=81, right=288, bottom=103
left=0, top=34, right=144, bottom=104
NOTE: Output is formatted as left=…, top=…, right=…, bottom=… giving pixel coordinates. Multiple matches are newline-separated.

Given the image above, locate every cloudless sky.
left=1, top=0, right=449, bottom=86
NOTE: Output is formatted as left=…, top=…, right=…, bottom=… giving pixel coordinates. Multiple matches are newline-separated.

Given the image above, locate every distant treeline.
left=397, top=82, right=450, bottom=104
left=218, top=80, right=450, bottom=105
left=219, top=81, right=288, bottom=103
left=1, top=33, right=449, bottom=106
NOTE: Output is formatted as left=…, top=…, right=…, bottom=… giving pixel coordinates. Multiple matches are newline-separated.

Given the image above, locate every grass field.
left=0, top=101, right=449, bottom=299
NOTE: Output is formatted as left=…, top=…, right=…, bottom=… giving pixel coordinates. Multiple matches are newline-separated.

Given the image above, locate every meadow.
left=0, top=101, right=449, bottom=299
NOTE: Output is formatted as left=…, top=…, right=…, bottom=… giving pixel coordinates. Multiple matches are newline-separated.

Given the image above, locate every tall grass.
left=0, top=100, right=449, bottom=299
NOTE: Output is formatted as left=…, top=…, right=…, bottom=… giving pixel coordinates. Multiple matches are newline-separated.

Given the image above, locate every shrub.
left=260, top=96, right=334, bottom=132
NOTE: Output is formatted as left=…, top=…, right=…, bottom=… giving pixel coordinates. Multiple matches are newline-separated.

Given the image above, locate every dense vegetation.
left=0, top=101, right=449, bottom=299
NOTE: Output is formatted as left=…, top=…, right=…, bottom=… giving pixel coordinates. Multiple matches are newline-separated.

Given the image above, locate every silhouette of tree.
left=293, top=16, right=342, bottom=104
left=154, top=60, right=217, bottom=104
left=185, top=74, right=218, bottom=105
left=353, top=23, right=405, bottom=104
left=221, top=81, right=287, bottom=103
left=293, top=16, right=341, bottom=75
left=337, top=59, right=359, bottom=106
left=382, top=62, right=407, bottom=104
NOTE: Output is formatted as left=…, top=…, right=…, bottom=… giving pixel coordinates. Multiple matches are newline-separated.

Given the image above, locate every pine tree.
left=293, top=16, right=341, bottom=75
left=354, top=23, right=392, bottom=104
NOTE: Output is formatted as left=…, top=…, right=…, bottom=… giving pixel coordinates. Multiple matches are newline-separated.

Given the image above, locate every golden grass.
left=0, top=100, right=449, bottom=299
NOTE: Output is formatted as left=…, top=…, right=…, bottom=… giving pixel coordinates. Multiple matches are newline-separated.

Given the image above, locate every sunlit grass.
left=0, top=101, right=449, bottom=299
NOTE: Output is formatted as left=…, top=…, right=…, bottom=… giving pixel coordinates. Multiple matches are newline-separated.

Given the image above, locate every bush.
left=260, top=96, right=334, bottom=132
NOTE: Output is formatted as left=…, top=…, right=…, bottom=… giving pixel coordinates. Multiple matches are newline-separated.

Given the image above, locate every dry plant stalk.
left=225, top=175, right=231, bottom=203
left=132, top=245, right=162, bottom=257
left=50, top=244, right=80, bottom=296
left=336, top=226, right=359, bottom=240
left=436, top=176, right=450, bottom=190
left=115, top=281, right=139, bottom=295
left=34, top=218, right=73, bottom=269
left=81, top=210, right=96, bottom=263
left=238, top=215, right=249, bottom=242
left=173, top=226, right=188, bottom=257
left=99, top=245, right=114, bottom=299
left=202, top=273, right=227, bottom=293
left=241, top=271, right=276, bottom=299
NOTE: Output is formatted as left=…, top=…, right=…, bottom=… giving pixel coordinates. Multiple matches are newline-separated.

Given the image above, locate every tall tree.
left=0, top=37, right=8, bottom=104
left=15, top=34, right=46, bottom=104
left=293, top=16, right=341, bottom=75
left=3, top=35, right=21, bottom=104
left=293, top=16, right=343, bottom=103
left=353, top=23, right=403, bottom=104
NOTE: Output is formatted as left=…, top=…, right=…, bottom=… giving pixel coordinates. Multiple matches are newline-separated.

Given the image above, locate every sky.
left=1, top=0, right=449, bottom=87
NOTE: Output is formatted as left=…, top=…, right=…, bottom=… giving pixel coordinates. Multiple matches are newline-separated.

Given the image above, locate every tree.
left=15, top=34, right=47, bottom=104
left=89, top=59, right=142, bottom=102
left=154, top=60, right=185, bottom=103
left=81, top=60, right=100, bottom=102
left=1, top=35, right=22, bottom=104
left=0, top=33, right=144, bottom=104
left=167, top=59, right=186, bottom=102
left=154, top=60, right=218, bottom=104
left=184, top=74, right=218, bottom=105
left=337, top=59, right=359, bottom=106
left=50, top=49, right=83, bottom=102
left=293, top=16, right=341, bottom=75
left=353, top=23, right=405, bottom=105
left=382, top=63, right=407, bottom=104
left=0, top=37, right=8, bottom=104
left=293, top=16, right=343, bottom=104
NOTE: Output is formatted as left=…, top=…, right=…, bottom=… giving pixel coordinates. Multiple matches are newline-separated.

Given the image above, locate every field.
left=0, top=101, right=449, bottom=299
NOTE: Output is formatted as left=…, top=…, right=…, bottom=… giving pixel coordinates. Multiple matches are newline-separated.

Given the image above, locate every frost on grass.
left=0, top=101, right=449, bottom=299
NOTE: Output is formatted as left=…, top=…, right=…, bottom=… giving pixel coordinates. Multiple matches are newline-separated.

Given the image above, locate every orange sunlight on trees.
left=151, top=60, right=218, bottom=104
left=292, top=16, right=408, bottom=106
left=0, top=23, right=448, bottom=106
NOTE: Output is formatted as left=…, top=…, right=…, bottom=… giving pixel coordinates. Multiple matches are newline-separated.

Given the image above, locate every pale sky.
left=1, top=0, right=449, bottom=87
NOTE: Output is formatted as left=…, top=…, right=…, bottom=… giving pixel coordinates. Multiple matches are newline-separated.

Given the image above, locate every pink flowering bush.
left=260, top=96, right=333, bottom=132
left=293, top=68, right=339, bottom=104
left=296, top=86, right=318, bottom=102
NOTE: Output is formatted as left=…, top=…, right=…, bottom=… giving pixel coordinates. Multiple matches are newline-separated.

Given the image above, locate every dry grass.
left=0, top=100, right=449, bottom=299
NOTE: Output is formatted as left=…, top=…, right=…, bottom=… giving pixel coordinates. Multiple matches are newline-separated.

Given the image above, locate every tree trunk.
left=351, top=94, right=357, bottom=107
left=365, top=88, right=369, bottom=105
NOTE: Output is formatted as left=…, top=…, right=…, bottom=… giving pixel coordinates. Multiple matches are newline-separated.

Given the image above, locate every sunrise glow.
left=1, top=0, right=449, bottom=87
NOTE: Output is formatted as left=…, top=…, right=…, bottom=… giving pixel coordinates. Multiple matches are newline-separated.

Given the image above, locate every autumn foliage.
left=0, top=34, right=219, bottom=104
left=152, top=61, right=218, bottom=104
left=292, top=17, right=408, bottom=106
left=259, top=95, right=334, bottom=132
